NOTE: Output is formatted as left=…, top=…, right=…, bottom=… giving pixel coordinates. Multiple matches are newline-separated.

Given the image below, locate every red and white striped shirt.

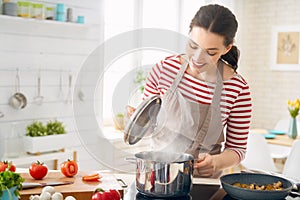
left=143, top=55, right=252, bottom=161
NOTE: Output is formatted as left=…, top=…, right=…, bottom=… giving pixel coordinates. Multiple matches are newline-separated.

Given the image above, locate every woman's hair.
left=189, top=4, right=239, bottom=70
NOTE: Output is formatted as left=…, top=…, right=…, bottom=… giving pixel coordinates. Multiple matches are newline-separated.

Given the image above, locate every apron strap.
left=188, top=61, right=224, bottom=156
left=164, top=58, right=189, bottom=96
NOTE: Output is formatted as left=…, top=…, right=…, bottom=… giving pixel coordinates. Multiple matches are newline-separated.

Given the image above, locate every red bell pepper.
left=91, top=188, right=120, bottom=200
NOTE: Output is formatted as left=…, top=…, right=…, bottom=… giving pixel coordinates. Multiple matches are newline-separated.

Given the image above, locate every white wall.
left=3, top=0, right=298, bottom=171
left=235, top=0, right=300, bottom=129
left=0, top=0, right=104, bottom=170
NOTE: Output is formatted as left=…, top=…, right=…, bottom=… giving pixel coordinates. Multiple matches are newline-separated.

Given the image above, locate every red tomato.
left=29, top=161, right=48, bottom=180
left=0, top=161, right=16, bottom=172
left=60, top=159, right=78, bottom=177
left=91, top=188, right=120, bottom=200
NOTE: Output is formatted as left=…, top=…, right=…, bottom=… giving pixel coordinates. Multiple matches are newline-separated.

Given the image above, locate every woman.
left=127, top=4, right=252, bottom=178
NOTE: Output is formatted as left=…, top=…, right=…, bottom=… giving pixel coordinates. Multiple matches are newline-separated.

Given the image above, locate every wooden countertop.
left=251, top=128, right=299, bottom=147
left=20, top=170, right=124, bottom=200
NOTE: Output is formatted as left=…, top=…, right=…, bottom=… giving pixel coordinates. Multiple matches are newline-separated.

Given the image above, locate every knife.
left=22, top=181, right=74, bottom=189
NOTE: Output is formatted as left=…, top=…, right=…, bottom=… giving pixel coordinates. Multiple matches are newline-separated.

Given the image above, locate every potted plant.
left=0, top=167, right=24, bottom=200
left=23, top=120, right=68, bottom=154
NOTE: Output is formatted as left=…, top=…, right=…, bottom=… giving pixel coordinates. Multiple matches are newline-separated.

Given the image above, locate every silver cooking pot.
left=130, top=151, right=194, bottom=198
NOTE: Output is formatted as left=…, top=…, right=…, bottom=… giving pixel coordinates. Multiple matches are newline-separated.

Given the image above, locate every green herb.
left=46, top=120, right=66, bottom=135
left=0, top=168, right=24, bottom=198
left=26, top=120, right=66, bottom=137
left=26, top=121, right=47, bottom=137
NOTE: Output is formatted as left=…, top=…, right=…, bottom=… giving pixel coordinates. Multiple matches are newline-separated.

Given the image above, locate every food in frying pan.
left=232, top=181, right=283, bottom=190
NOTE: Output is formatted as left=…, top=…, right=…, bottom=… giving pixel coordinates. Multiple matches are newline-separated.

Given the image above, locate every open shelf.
left=0, top=14, right=89, bottom=27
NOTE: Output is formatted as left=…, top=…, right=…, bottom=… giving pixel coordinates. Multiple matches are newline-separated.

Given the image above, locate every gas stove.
left=124, top=181, right=298, bottom=200
left=123, top=182, right=220, bottom=200
left=135, top=192, right=191, bottom=200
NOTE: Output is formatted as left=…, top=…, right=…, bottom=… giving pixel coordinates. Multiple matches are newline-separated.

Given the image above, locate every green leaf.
left=0, top=170, right=24, bottom=197
left=26, top=120, right=66, bottom=137
left=46, top=120, right=66, bottom=135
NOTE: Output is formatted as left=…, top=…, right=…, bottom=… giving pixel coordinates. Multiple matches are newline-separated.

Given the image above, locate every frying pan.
left=220, top=173, right=300, bottom=200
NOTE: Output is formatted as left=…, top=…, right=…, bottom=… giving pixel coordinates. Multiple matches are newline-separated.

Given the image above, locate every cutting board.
left=20, top=171, right=124, bottom=200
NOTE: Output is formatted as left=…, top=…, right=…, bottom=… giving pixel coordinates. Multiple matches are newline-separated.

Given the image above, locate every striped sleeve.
left=224, top=79, right=252, bottom=161
left=142, top=60, right=163, bottom=99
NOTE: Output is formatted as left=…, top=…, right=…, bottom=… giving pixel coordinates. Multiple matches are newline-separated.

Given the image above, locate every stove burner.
left=136, top=192, right=192, bottom=200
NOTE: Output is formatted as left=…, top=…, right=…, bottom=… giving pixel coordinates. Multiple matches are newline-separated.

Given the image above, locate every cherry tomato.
left=29, top=161, right=48, bottom=180
left=91, top=188, right=120, bottom=200
left=0, top=161, right=16, bottom=172
left=60, top=159, right=78, bottom=177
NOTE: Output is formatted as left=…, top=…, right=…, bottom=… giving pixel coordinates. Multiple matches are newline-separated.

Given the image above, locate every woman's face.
left=186, top=26, right=232, bottom=74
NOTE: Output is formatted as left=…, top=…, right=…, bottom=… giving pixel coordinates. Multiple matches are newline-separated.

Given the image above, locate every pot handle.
left=124, top=157, right=136, bottom=164
left=290, top=191, right=300, bottom=198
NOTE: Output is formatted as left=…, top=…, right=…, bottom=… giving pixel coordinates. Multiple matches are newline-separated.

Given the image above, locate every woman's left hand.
left=194, top=153, right=216, bottom=177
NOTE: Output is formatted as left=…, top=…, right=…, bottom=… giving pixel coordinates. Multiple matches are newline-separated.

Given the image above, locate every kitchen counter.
left=19, top=170, right=125, bottom=200
left=18, top=168, right=299, bottom=200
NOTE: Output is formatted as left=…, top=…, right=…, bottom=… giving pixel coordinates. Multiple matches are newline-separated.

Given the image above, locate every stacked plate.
left=269, top=130, right=286, bottom=135
left=2, top=2, right=17, bottom=16
left=263, top=129, right=286, bottom=139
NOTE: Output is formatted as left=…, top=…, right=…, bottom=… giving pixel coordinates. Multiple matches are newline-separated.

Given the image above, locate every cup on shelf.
left=66, top=7, right=73, bottom=22
left=77, top=15, right=85, bottom=24
left=56, top=3, right=65, bottom=22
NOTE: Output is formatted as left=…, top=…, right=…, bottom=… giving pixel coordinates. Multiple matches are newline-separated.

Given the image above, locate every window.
left=102, top=0, right=208, bottom=124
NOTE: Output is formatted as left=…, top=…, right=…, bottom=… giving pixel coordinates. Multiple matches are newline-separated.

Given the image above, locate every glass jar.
left=4, top=123, right=23, bottom=158
left=17, top=1, right=31, bottom=18
left=45, top=6, right=55, bottom=20
left=31, top=3, right=44, bottom=19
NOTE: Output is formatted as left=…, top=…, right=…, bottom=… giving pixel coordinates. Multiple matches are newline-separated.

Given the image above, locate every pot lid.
left=124, top=95, right=161, bottom=145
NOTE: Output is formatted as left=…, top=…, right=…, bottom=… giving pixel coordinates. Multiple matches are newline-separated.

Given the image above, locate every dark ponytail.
left=221, top=45, right=240, bottom=71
